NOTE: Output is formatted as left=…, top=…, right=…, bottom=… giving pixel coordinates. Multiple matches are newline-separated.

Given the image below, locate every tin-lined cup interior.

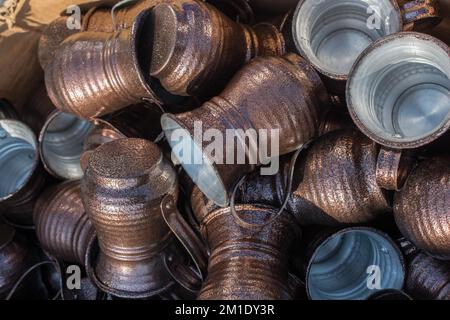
left=161, top=115, right=227, bottom=207
left=348, top=35, right=450, bottom=147
left=41, top=112, right=94, bottom=180
left=307, top=229, right=404, bottom=300
left=0, top=120, right=38, bottom=200
left=293, top=0, right=401, bottom=76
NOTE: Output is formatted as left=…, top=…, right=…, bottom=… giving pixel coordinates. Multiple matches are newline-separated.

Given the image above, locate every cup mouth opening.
left=306, top=227, right=405, bottom=300
left=0, top=120, right=39, bottom=202
left=292, top=0, right=402, bottom=79
left=161, top=114, right=229, bottom=207
left=347, top=33, right=450, bottom=149
left=39, top=111, right=94, bottom=180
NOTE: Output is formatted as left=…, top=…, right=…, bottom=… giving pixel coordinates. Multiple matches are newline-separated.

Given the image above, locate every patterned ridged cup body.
left=394, top=157, right=450, bottom=260
left=45, top=10, right=157, bottom=119
left=197, top=204, right=300, bottom=300
left=0, top=120, right=46, bottom=225
left=405, top=250, right=450, bottom=300
left=81, top=138, right=178, bottom=297
left=150, top=0, right=285, bottom=97
left=34, top=180, right=95, bottom=264
left=0, top=224, right=30, bottom=298
left=237, top=130, right=391, bottom=226
left=162, top=53, right=329, bottom=207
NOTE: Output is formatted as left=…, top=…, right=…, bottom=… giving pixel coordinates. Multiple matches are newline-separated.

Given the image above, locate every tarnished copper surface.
left=21, top=85, right=56, bottom=135
left=399, top=238, right=450, bottom=300
left=394, top=156, right=450, bottom=260
left=195, top=204, right=300, bottom=300
left=215, top=130, right=392, bottom=226
left=80, top=103, right=163, bottom=171
left=34, top=181, right=95, bottom=265
left=81, top=138, right=179, bottom=298
left=400, top=0, right=442, bottom=30
left=0, top=224, right=30, bottom=298
left=0, top=99, right=18, bottom=120
left=162, top=54, right=329, bottom=207
left=150, top=0, right=285, bottom=97
left=38, top=17, right=80, bottom=70
left=0, top=120, right=47, bottom=225
left=376, top=148, right=415, bottom=191
left=45, top=9, right=160, bottom=120
left=318, top=109, right=354, bottom=136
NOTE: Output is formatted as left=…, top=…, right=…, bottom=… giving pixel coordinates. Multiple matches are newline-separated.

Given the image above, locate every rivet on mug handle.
left=400, top=0, right=442, bottom=31
left=376, top=147, right=415, bottom=191
left=161, top=195, right=208, bottom=285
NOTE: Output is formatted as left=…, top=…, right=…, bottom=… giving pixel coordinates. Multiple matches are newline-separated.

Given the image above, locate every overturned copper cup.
left=45, top=9, right=160, bottom=120
left=399, top=239, right=450, bottom=300
left=193, top=204, right=300, bottom=300
left=34, top=180, right=95, bottom=265
left=81, top=138, right=180, bottom=298
left=394, top=156, right=450, bottom=260
left=292, top=0, right=442, bottom=93
left=162, top=53, right=329, bottom=207
left=150, top=0, right=285, bottom=97
left=39, top=111, right=94, bottom=180
left=232, top=130, right=395, bottom=226
left=304, top=227, right=405, bottom=300
left=0, top=120, right=46, bottom=225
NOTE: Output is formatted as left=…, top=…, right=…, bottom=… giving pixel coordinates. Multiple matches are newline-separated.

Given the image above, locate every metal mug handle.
left=376, top=147, right=415, bottom=191
left=400, top=0, right=442, bottom=31
left=160, top=194, right=208, bottom=289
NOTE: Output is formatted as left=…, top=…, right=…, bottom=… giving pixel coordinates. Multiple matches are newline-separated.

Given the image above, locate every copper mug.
left=81, top=138, right=195, bottom=298
left=394, top=156, right=450, bottom=260
left=34, top=180, right=96, bottom=265
left=39, top=111, right=94, bottom=180
left=150, top=0, right=285, bottom=97
left=347, top=32, right=450, bottom=149
left=0, top=120, right=46, bottom=225
left=304, top=227, right=405, bottom=300
left=45, top=9, right=161, bottom=120
left=292, top=0, right=442, bottom=93
left=162, top=53, right=329, bottom=207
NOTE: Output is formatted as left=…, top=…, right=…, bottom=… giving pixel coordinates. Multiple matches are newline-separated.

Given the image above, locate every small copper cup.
left=34, top=180, right=95, bottom=265
left=150, top=0, right=285, bottom=97
left=292, top=0, right=442, bottom=93
left=162, top=53, right=329, bottom=207
left=45, top=9, right=161, bottom=120
left=81, top=138, right=181, bottom=298
left=394, top=156, right=450, bottom=260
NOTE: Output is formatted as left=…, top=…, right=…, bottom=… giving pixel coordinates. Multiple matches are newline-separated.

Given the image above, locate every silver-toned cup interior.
left=293, top=0, right=401, bottom=76
left=161, top=115, right=227, bottom=207
left=307, top=229, right=404, bottom=300
left=0, top=120, right=38, bottom=200
left=348, top=35, right=450, bottom=145
left=41, top=112, right=94, bottom=180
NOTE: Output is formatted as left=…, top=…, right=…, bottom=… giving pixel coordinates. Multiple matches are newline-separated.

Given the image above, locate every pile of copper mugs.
left=0, top=0, right=449, bottom=300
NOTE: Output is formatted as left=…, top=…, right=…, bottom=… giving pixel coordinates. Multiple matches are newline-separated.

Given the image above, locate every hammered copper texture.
left=394, top=156, right=450, bottom=260
left=34, top=180, right=95, bottom=265
left=45, top=10, right=159, bottom=119
left=81, top=138, right=178, bottom=298
left=150, top=0, right=285, bottom=97
left=196, top=204, right=300, bottom=300
left=165, top=53, right=329, bottom=205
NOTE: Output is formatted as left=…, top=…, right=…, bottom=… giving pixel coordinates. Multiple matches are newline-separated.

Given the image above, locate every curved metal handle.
left=376, top=147, right=414, bottom=191
left=161, top=195, right=208, bottom=286
left=400, top=0, right=442, bottom=30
